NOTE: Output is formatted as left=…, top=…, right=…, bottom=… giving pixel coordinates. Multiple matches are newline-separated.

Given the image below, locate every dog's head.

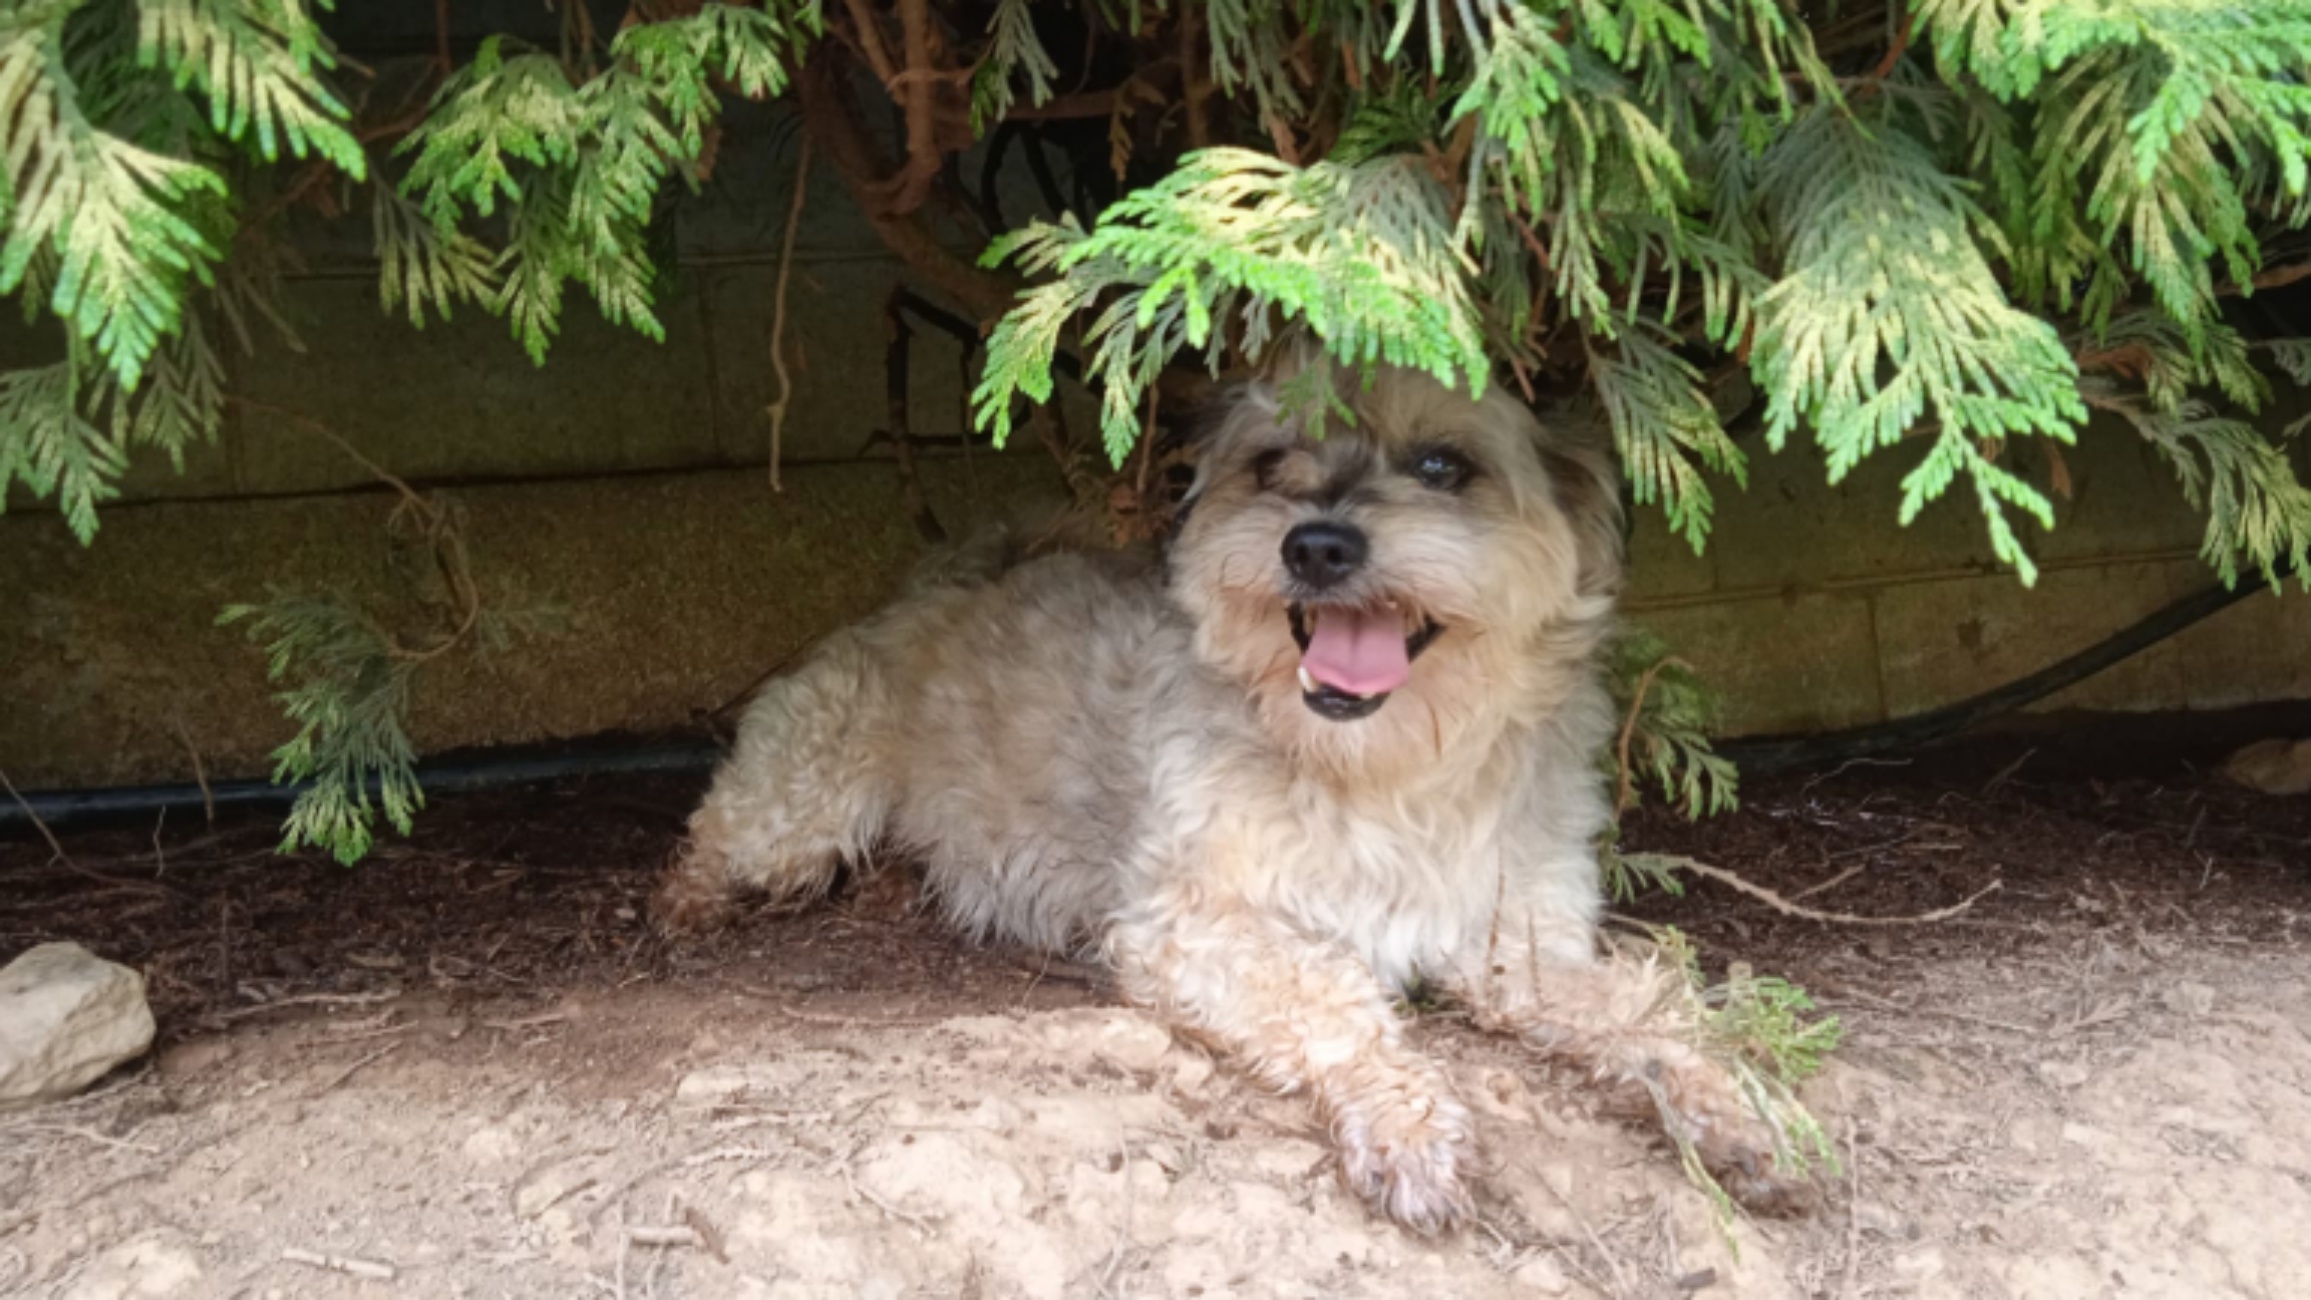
left=1168, top=354, right=1622, bottom=778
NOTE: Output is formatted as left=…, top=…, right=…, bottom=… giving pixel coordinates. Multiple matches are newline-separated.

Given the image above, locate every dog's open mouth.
left=1286, top=601, right=1442, bottom=721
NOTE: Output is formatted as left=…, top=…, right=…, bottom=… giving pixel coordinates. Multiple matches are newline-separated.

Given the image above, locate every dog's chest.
left=1260, top=792, right=1505, bottom=987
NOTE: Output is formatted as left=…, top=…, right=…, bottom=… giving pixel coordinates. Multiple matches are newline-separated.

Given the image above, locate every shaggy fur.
left=653, top=358, right=1812, bottom=1231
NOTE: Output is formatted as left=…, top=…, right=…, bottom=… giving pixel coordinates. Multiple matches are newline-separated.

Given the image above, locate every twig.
left=169, top=713, right=215, bottom=827
left=765, top=136, right=812, bottom=490
left=214, top=989, right=403, bottom=1022
left=1535, top=1166, right=1636, bottom=1300
left=10, top=1124, right=160, bottom=1155
left=627, top=1226, right=701, bottom=1248
left=1178, top=6, right=1211, bottom=149
left=1787, top=864, right=1865, bottom=903
left=842, top=1164, right=941, bottom=1232
left=681, top=1144, right=779, bottom=1166
left=1865, top=6, right=1913, bottom=81
left=1628, top=853, right=2004, bottom=925
left=226, top=398, right=424, bottom=513
left=2, top=766, right=72, bottom=866
left=1820, top=985, right=2040, bottom=1036
left=282, top=1247, right=397, bottom=1281
left=794, top=57, right=1022, bottom=320
left=876, top=0, right=946, bottom=215
left=1614, top=658, right=1687, bottom=814
left=837, top=0, right=899, bottom=84
left=1840, top=1118, right=1862, bottom=1299
left=311, top=1042, right=401, bottom=1096
left=1798, top=756, right=1912, bottom=795
left=723, top=981, right=944, bottom=1027
left=682, top=1203, right=731, bottom=1263
left=2218, top=259, right=2311, bottom=296
left=1982, top=747, right=2036, bottom=795
left=482, top=1013, right=570, bottom=1033
left=1, top=767, right=177, bottom=898
left=222, top=397, right=484, bottom=663
left=1097, top=1134, right=1135, bottom=1298
left=303, top=1023, right=410, bottom=1048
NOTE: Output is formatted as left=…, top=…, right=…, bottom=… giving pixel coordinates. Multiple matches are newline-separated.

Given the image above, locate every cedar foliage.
left=5, top=0, right=2310, bottom=861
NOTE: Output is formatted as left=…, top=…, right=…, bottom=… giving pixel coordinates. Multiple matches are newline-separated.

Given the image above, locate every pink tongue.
left=1301, top=608, right=1411, bottom=696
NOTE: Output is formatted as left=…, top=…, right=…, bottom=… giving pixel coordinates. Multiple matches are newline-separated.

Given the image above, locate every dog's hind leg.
left=1110, top=891, right=1477, bottom=1234
left=652, top=634, right=899, bottom=934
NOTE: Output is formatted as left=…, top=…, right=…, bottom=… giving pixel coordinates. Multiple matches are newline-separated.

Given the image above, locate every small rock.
left=2037, top=1058, right=2092, bottom=1089
left=674, top=1065, right=759, bottom=1102
left=2059, top=1121, right=2110, bottom=1150
left=1167, top=1052, right=1214, bottom=1093
left=156, top=1037, right=232, bottom=1081
left=58, top=1238, right=202, bottom=1300
left=2222, top=737, right=2311, bottom=795
left=1894, top=1247, right=1946, bottom=1280
left=2162, top=981, right=2217, bottom=1018
left=1068, top=1010, right=1176, bottom=1074
left=1142, top=1140, right=1187, bottom=1174
left=1512, top=1256, right=1571, bottom=1293
left=1853, top=1199, right=1920, bottom=1240
left=463, top=1124, right=522, bottom=1164
left=1, top=943, right=157, bottom=1111
left=1248, top=1138, right=1330, bottom=1182
left=513, top=1160, right=596, bottom=1219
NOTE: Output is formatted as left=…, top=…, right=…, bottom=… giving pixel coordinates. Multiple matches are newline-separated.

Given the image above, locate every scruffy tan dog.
left=653, top=356, right=1810, bottom=1230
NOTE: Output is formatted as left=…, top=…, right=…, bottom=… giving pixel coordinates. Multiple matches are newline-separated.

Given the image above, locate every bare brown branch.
left=796, top=56, right=1023, bottom=320
left=765, top=137, right=814, bottom=490
left=878, top=0, right=946, bottom=216
left=836, top=0, right=900, bottom=84
left=1631, top=852, right=2004, bottom=926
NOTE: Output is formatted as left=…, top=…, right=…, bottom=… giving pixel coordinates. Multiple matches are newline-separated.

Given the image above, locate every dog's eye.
left=1252, top=448, right=1288, bottom=490
left=1409, top=447, right=1475, bottom=492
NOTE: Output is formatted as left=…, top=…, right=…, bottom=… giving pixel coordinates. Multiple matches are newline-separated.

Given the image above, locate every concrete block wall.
left=1625, top=428, right=2311, bottom=735
left=4, top=53, right=2307, bottom=788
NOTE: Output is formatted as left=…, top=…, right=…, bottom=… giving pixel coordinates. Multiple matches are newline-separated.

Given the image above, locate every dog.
left=652, top=355, right=1812, bottom=1231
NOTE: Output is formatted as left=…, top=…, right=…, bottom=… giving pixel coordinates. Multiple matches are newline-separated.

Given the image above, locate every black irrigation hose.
left=3, top=739, right=723, bottom=830
left=1718, top=556, right=2297, bottom=776
left=4, top=561, right=2289, bottom=829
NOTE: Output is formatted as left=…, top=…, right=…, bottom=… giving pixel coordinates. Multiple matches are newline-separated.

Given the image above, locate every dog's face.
left=1169, top=358, right=1622, bottom=779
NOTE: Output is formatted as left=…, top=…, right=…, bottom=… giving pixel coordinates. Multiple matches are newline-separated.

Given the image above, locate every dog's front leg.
left=1448, top=900, right=1819, bottom=1214
left=1110, top=898, right=1475, bottom=1233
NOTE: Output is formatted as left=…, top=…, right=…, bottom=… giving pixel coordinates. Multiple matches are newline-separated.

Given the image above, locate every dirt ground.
left=3, top=736, right=2308, bottom=1299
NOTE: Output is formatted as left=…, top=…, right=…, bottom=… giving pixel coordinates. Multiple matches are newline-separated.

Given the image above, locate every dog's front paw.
left=1333, top=1091, right=1478, bottom=1234
left=647, top=843, right=738, bottom=938
left=1628, top=1050, right=1824, bottom=1217
left=1699, top=1128, right=1822, bottom=1217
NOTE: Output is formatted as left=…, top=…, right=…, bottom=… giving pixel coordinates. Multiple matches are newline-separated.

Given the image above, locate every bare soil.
left=3, top=741, right=2308, bottom=1299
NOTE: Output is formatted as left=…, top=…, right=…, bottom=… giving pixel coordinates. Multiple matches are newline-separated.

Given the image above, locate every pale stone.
left=2223, top=738, right=2311, bottom=795
left=0, top=943, right=156, bottom=1111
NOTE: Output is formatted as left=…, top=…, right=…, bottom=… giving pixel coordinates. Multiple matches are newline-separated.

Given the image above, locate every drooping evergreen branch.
left=8, top=0, right=2311, bottom=868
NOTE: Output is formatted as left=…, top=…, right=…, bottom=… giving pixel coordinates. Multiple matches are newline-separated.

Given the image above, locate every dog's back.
left=870, top=548, right=1199, bottom=951
left=665, top=539, right=1206, bottom=953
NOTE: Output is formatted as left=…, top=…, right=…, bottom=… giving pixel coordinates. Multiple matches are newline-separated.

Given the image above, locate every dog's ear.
left=1536, top=420, right=1626, bottom=600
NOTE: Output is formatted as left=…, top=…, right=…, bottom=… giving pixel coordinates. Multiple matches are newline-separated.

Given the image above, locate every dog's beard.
left=1285, top=600, right=1444, bottom=722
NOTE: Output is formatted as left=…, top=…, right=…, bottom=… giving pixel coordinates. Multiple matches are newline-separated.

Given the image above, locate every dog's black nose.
left=1281, top=521, right=1369, bottom=589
